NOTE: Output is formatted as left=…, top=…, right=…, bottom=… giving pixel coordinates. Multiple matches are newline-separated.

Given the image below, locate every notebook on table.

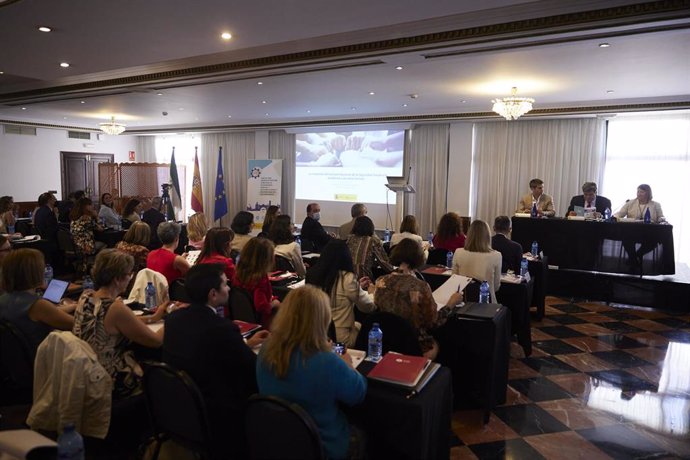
left=454, top=302, right=502, bottom=320
left=367, top=352, right=431, bottom=388
left=233, top=320, right=262, bottom=337
left=42, top=279, right=69, bottom=303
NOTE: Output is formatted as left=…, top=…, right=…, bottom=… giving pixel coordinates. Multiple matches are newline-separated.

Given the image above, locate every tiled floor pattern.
left=450, top=297, right=690, bottom=459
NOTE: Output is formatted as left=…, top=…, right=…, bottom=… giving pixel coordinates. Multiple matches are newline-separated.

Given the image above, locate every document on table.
left=432, top=274, right=471, bottom=310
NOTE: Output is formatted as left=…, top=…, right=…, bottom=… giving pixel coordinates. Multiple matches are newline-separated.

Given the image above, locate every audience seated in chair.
left=374, top=239, right=462, bottom=360
left=491, top=215, right=523, bottom=274
left=306, top=239, right=376, bottom=347
left=270, top=214, right=306, bottom=276
left=301, top=202, right=333, bottom=253
left=163, top=264, right=269, bottom=460
left=0, top=248, right=75, bottom=353
left=116, top=221, right=151, bottom=272
left=98, top=192, right=122, bottom=228
left=338, top=203, right=367, bottom=240
left=256, top=285, right=366, bottom=460
left=121, top=199, right=142, bottom=225
left=196, top=227, right=236, bottom=280
left=346, top=216, right=394, bottom=280
left=432, top=212, right=466, bottom=253
left=452, top=220, right=502, bottom=304
left=259, top=205, right=281, bottom=238
left=232, top=237, right=280, bottom=329
left=354, top=311, right=423, bottom=357
left=73, top=249, right=167, bottom=399
left=187, top=212, right=208, bottom=251
left=142, top=197, right=167, bottom=249
left=230, top=211, right=254, bottom=253
left=390, top=214, right=429, bottom=260
left=70, top=197, right=106, bottom=256
left=146, top=222, right=190, bottom=285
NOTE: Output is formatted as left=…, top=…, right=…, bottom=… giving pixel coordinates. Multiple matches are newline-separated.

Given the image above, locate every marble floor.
left=450, top=296, right=690, bottom=460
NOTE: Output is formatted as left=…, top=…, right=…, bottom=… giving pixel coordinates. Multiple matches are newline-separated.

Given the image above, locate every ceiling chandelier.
left=99, top=116, right=126, bottom=135
left=491, top=87, right=535, bottom=120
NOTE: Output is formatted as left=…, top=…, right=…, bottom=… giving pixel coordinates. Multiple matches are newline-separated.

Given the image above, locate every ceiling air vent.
left=4, top=124, right=37, bottom=136
left=68, top=130, right=91, bottom=140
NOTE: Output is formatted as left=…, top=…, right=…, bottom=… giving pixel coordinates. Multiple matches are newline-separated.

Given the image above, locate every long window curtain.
left=471, top=118, right=606, bottom=224
left=135, top=136, right=157, bottom=163
left=405, top=124, right=450, bottom=235
left=268, top=130, right=296, bottom=218
left=199, top=132, right=255, bottom=227
left=603, top=112, right=690, bottom=264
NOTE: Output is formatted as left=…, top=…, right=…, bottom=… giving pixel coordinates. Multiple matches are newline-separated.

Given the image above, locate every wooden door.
left=60, top=152, right=114, bottom=201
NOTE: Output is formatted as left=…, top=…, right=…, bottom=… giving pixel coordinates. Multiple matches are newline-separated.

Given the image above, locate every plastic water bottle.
left=368, top=323, right=383, bottom=362
left=531, top=202, right=538, bottom=218
left=446, top=251, right=453, bottom=268
left=57, top=422, right=84, bottom=460
left=7, top=224, right=15, bottom=234
left=479, top=281, right=490, bottom=303
left=520, top=258, right=529, bottom=277
left=427, top=231, right=433, bottom=246
left=44, top=264, right=54, bottom=286
left=295, top=235, right=301, bottom=247
left=83, top=276, right=94, bottom=291
left=383, top=228, right=391, bottom=243
left=644, top=208, right=651, bottom=224
left=531, top=241, right=539, bottom=257
left=603, top=208, right=611, bottom=221
left=145, top=282, right=157, bottom=310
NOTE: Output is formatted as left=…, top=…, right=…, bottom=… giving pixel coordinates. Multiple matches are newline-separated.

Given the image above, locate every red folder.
left=233, top=320, right=261, bottom=337
left=421, top=266, right=449, bottom=275
left=367, top=352, right=431, bottom=388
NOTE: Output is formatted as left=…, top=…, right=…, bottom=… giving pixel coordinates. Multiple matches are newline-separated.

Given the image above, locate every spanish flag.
left=191, top=148, right=204, bottom=213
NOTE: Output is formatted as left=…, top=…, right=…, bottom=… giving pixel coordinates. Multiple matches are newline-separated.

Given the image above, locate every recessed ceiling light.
left=265, top=112, right=270, bottom=116
left=80, top=101, right=85, bottom=104
left=38, top=26, right=52, bottom=32
left=63, top=117, right=67, bottom=120
left=606, top=90, right=614, bottom=94
left=461, top=100, right=467, bottom=103
left=0, top=71, right=5, bottom=75
left=156, top=92, right=163, bottom=96
left=261, top=100, right=267, bottom=104
left=257, top=81, right=263, bottom=85
left=599, top=43, right=610, bottom=48
left=368, top=91, right=375, bottom=96
left=395, top=66, right=403, bottom=70
left=402, top=103, right=408, bottom=107
left=350, top=107, right=357, bottom=111
left=306, top=109, right=311, bottom=113
left=21, top=107, right=26, bottom=110
left=178, top=107, right=184, bottom=110
left=227, top=115, right=232, bottom=118
left=59, top=62, right=70, bottom=68
left=221, top=32, right=232, bottom=40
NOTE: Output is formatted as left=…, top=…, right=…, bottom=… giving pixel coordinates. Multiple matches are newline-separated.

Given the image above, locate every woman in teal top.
left=257, top=285, right=367, bottom=460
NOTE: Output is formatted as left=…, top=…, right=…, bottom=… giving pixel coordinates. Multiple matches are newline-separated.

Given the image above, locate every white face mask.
left=312, top=212, right=321, bottom=221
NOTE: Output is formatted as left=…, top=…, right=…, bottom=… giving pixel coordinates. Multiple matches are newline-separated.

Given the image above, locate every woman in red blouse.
left=432, top=212, right=466, bottom=252
left=232, top=237, right=280, bottom=328
left=146, top=221, right=190, bottom=285
left=197, top=227, right=236, bottom=280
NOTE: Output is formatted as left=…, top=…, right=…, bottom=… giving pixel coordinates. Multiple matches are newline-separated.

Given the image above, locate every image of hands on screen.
left=296, top=130, right=404, bottom=168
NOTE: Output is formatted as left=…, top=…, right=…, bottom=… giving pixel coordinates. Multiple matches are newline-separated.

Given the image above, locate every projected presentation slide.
left=295, top=130, right=404, bottom=205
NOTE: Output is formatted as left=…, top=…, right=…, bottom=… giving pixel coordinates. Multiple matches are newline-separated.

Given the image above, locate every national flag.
left=214, top=146, right=228, bottom=222
left=191, top=147, right=204, bottom=213
left=168, top=147, right=182, bottom=221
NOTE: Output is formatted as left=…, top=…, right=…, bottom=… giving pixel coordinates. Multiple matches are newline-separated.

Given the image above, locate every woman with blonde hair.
left=232, top=237, right=280, bottom=327
left=187, top=212, right=209, bottom=250
left=257, top=285, right=366, bottom=460
left=115, top=221, right=151, bottom=271
left=451, top=219, right=502, bottom=303
left=0, top=248, right=75, bottom=352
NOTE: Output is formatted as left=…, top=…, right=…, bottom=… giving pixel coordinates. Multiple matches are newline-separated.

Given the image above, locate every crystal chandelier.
left=491, top=87, right=535, bottom=120
left=99, top=116, right=126, bottom=135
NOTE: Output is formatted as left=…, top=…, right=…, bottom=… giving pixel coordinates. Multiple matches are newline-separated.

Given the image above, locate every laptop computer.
left=42, top=279, right=69, bottom=303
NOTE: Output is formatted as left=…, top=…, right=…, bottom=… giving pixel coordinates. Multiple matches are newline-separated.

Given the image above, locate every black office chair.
left=229, top=287, right=259, bottom=323
left=354, top=311, right=423, bottom=356
left=426, top=248, right=449, bottom=266
left=274, top=255, right=296, bottom=273
left=0, top=320, right=35, bottom=405
left=56, top=228, right=90, bottom=275
left=168, top=279, right=191, bottom=303
left=246, top=395, right=326, bottom=460
left=143, top=362, right=215, bottom=460
left=300, top=237, right=317, bottom=253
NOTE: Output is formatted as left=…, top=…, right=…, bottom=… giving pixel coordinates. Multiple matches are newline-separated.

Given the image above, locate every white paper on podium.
left=432, top=274, right=471, bottom=310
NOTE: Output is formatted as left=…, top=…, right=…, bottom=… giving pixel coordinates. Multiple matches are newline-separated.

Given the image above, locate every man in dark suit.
left=33, top=192, right=61, bottom=265
left=491, top=215, right=523, bottom=274
left=163, top=264, right=269, bottom=459
left=566, top=182, right=612, bottom=217
left=142, top=197, right=166, bottom=249
left=300, top=202, right=333, bottom=252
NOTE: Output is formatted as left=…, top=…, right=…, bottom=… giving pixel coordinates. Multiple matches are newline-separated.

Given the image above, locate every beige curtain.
left=269, top=130, right=296, bottom=218
left=135, top=136, right=157, bottom=163
left=405, top=124, right=450, bottom=235
left=472, top=118, right=606, bottom=224
left=200, top=132, right=255, bottom=227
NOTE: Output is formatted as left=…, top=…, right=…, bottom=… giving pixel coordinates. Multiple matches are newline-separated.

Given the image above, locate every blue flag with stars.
left=214, top=146, right=228, bottom=221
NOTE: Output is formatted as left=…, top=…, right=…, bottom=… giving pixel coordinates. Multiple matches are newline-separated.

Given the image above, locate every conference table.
left=421, top=266, right=533, bottom=356
left=511, top=217, right=675, bottom=275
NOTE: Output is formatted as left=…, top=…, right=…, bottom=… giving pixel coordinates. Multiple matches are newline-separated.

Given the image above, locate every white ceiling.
left=0, top=0, right=689, bottom=131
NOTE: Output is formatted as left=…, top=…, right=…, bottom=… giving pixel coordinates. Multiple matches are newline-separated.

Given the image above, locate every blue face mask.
left=312, top=212, right=321, bottom=221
